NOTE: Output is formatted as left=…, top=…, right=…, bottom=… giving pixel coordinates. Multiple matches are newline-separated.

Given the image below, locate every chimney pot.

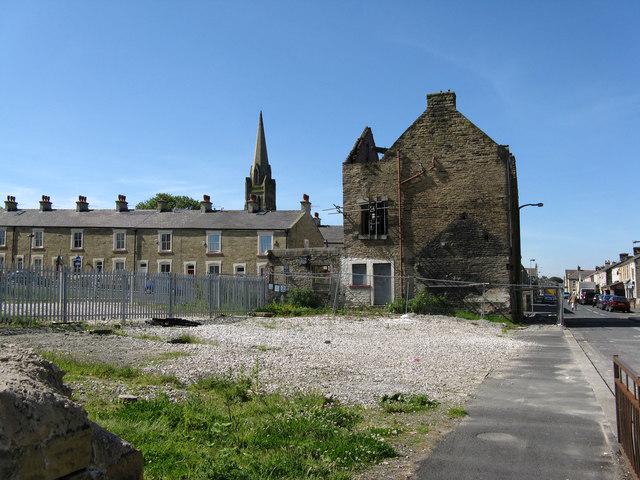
left=4, top=195, right=18, bottom=211
left=313, top=212, right=321, bottom=226
left=39, top=195, right=52, bottom=212
left=115, top=194, right=129, bottom=212
left=200, top=194, right=213, bottom=213
left=76, top=195, right=89, bottom=212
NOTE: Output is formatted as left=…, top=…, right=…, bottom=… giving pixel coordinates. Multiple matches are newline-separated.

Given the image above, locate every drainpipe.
left=133, top=229, right=138, bottom=273
left=396, top=152, right=404, bottom=297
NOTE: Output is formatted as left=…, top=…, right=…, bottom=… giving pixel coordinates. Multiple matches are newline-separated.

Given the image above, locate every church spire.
left=245, top=111, right=276, bottom=212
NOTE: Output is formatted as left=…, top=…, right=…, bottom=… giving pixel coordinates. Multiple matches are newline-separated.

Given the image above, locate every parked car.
left=606, top=295, right=631, bottom=313
left=542, top=293, right=556, bottom=304
left=597, top=294, right=613, bottom=310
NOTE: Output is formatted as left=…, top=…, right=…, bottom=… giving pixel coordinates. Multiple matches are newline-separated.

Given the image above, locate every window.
left=138, top=261, right=148, bottom=273
left=0, top=253, right=5, bottom=271
left=113, top=258, right=126, bottom=271
left=113, top=230, right=126, bottom=251
left=206, top=231, right=221, bottom=253
left=32, top=255, right=43, bottom=271
left=206, top=261, right=221, bottom=275
left=234, top=263, right=246, bottom=275
left=184, top=262, right=196, bottom=275
left=70, top=255, right=83, bottom=272
left=158, top=260, right=172, bottom=273
left=32, top=229, right=44, bottom=249
left=257, top=262, right=267, bottom=276
left=258, top=232, right=273, bottom=256
left=158, top=231, right=172, bottom=252
left=0, top=228, right=5, bottom=247
left=16, top=256, right=24, bottom=270
left=360, top=200, right=388, bottom=238
left=351, top=263, right=367, bottom=286
left=71, top=229, right=84, bottom=250
left=94, top=259, right=104, bottom=273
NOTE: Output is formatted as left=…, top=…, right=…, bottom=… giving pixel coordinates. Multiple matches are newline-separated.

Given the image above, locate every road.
left=564, top=300, right=640, bottom=392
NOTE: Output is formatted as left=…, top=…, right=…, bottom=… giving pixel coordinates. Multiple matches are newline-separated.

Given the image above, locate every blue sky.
left=1, top=1, right=638, bottom=277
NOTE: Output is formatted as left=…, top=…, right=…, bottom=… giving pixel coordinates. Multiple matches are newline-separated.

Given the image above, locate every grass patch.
left=446, top=406, right=468, bottom=418
left=129, top=333, right=165, bottom=342
left=257, top=302, right=330, bottom=317
left=451, top=310, right=520, bottom=332
left=167, top=334, right=205, bottom=344
left=380, top=393, right=440, bottom=414
left=86, top=377, right=396, bottom=479
left=41, top=351, right=182, bottom=387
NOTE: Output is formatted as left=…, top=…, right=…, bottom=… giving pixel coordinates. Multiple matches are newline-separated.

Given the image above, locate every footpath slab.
left=416, top=327, right=619, bottom=480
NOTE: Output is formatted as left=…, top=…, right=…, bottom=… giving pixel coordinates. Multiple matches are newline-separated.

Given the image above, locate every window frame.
left=32, top=228, right=44, bottom=249
left=206, top=260, right=222, bottom=275
left=15, top=255, right=24, bottom=270
left=93, top=258, right=104, bottom=273
left=351, top=263, right=368, bottom=286
left=112, top=258, right=126, bottom=272
left=257, top=261, right=268, bottom=276
left=257, top=231, right=274, bottom=256
left=206, top=230, right=222, bottom=254
left=113, top=230, right=127, bottom=252
left=0, top=228, right=6, bottom=247
left=0, top=252, right=5, bottom=271
left=70, top=229, right=84, bottom=250
left=157, top=259, right=172, bottom=273
left=32, top=254, right=44, bottom=271
left=158, top=230, right=172, bottom=253
left=233, top=263, right=246, bottom=275
left=183, top=261, right=197, bottom=275
left=358, top=199, right=388, bottom=239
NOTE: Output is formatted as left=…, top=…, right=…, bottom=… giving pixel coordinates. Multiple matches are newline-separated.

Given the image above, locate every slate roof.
left=564, top=269, right=596, bottom=280
left=319, top=225, right=344, bottom=245
left=0, top=209, right=306, bottom=230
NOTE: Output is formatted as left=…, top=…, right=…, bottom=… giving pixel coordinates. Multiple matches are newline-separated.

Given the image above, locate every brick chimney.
left=76, top=195, right=89, bottom=212
left=427, top=90, right=456, bottom=112
left=39, top=195, right=52, bottom=212
left=246, top=194, right=258, bottom=213
left=300, top=194, right=311, bottom=214
left=313, top=212, right=321, bottom=226
left=200, top=194, right=213, bottom=213
left=4, top=195, right=17, bottom=211
left=115, top=194, right=129, bottom=212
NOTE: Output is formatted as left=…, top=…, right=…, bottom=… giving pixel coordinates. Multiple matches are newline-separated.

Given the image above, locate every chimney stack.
left=156, top=199, right=170, bottom=212
left=619, top=253, right=629, bottom=262
left=4, top=195, right=17, bottom=211
left=426, top=90, right=456, bottom=112
left=76, top=195, right=89, bottom=212
left=200, top=194, right=213, bottom=213
left=633, top=246, right=640, bottom=256
left=39, top=195, right=52, bottom=212
left=246, top=194, right=259, bottom=213
left=300, top=194, right=311, bottom=214
left=115, top=194, right=129, bottom=212
left=313, top=212, right=321, bottom=226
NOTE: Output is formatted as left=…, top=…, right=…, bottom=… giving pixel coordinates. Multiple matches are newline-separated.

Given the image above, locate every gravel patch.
left=2, top=314, right=530, bottom=404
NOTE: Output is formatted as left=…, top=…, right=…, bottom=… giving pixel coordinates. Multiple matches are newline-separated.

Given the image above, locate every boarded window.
left=360, top=201, right=388, bottom=238
left=352, top=263, right=367, bottom=286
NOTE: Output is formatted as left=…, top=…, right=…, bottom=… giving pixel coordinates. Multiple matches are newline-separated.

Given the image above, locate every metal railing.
left=0, top=267, right=267, bottom=323
left=614, top=355, right=640, bottom=478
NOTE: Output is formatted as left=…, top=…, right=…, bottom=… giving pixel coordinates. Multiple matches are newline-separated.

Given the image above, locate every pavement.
left=416, top=326, right=621, bottom=480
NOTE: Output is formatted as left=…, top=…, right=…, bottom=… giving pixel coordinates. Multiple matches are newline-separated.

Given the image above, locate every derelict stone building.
left=342, top=91, right=522, bottom=319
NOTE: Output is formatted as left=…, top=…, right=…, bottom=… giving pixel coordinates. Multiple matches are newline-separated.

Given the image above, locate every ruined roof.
left=0, top=208, right=305, bottom=230
left=319, top=225, right=344, bottom=245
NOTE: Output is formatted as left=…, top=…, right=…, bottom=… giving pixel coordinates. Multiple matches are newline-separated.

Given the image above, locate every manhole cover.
left=477, top=432, right=518, bottom=442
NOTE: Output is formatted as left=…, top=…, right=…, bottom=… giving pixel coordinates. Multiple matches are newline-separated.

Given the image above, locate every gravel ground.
left=1, top=314, right=530, bottom=405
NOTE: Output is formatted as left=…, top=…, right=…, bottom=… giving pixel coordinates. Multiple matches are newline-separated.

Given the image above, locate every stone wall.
left=0, top=344, right=143, bottom=480
left=342, top=91, right=521, bottom=318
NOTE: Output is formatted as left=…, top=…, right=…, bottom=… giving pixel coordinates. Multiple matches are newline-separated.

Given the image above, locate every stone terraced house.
left=0, top=114, right=324, bottom=275
left=341, top=91, right=522, bottom=319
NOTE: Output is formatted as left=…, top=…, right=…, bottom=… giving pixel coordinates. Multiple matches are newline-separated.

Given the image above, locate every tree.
left=135, top=193, right=200, bottom=211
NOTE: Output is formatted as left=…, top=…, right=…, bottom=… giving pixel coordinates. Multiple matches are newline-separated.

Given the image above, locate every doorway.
left=373, top=263, right=392, bottom=305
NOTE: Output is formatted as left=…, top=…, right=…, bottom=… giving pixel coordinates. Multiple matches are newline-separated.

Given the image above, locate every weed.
left=446, top=406, right=468, bottom=418
left=167, top=334, right=204, bottom=344
left=380, top=393, right=440, bottom=413
left=129, top=333, right=164, bottom=342
left=41, top=351, right=182, bottom=387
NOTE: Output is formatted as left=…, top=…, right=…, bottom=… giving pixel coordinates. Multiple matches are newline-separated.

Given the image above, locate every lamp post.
left=519, top=202, right=544, bottom=210
left=27, top=233, right=34, bottom=270
left=529, top=258, right=536, bottom=313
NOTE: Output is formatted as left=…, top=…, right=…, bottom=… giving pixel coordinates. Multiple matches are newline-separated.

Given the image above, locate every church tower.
left=245, top=111, right=277, bottom=212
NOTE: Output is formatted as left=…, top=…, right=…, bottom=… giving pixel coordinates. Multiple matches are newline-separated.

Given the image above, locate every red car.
left=606, top=295, right=631, bottom=313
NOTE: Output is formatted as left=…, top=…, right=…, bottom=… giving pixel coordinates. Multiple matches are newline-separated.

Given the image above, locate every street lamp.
left=529, top=258, right=536, bottom=313
left=519, top=202, right=544, bottom=210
